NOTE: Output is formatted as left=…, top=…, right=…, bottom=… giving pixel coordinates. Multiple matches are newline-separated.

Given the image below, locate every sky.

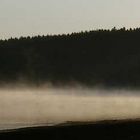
left=0, top=0, right=140, bottom=39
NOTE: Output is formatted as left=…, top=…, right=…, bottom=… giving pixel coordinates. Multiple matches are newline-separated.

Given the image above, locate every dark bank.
left=1, top=120, right=140, bottom=140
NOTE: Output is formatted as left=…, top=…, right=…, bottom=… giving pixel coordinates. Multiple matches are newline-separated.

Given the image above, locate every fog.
left=1, top=88, right=140, bottom=130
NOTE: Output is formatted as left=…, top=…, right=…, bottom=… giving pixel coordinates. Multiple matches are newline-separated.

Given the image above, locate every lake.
left=0, top=88, right=140, bottom=130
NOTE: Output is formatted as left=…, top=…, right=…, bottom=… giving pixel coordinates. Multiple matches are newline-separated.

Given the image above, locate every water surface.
left=0, top=88, right=140, bottom=130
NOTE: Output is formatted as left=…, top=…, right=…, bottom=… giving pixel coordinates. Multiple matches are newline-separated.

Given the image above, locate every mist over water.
left=0, top=88, right=140, bottom=130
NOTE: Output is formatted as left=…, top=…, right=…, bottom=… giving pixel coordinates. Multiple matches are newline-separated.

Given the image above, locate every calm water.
left=0, top=88, right=140, bottom=130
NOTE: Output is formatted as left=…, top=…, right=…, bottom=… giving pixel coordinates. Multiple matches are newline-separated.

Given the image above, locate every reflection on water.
left=0, top=88, right=140, bottom=130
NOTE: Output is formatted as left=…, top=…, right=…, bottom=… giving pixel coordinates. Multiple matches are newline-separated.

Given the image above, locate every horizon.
left=0, top=27, right=139, bottom=41
left=0, top=0, right=140, bottom=39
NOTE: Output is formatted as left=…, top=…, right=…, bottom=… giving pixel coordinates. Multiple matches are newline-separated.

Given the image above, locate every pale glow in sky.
left=0, top=0, right=140, bottom=39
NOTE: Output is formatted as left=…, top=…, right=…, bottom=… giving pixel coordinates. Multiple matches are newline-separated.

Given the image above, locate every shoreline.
left=1, top=119, right=140, bottom=140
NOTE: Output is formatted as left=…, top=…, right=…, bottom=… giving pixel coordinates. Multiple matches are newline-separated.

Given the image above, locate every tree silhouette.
left=0, top=28, right=140, bottom=87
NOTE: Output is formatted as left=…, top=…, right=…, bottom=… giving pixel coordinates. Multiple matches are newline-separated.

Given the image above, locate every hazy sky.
left=0, top=0, right=140, bottom=39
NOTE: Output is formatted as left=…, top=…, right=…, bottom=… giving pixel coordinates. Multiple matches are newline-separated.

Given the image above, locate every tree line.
left=0, top=28, right=140, bottom=87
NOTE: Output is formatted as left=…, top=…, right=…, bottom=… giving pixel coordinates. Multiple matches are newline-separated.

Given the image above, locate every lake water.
left=0, top=88, right=140, bottom=130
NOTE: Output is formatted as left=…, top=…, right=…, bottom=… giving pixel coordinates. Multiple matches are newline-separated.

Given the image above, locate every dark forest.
left=0, top=28, right=140, bottom=87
